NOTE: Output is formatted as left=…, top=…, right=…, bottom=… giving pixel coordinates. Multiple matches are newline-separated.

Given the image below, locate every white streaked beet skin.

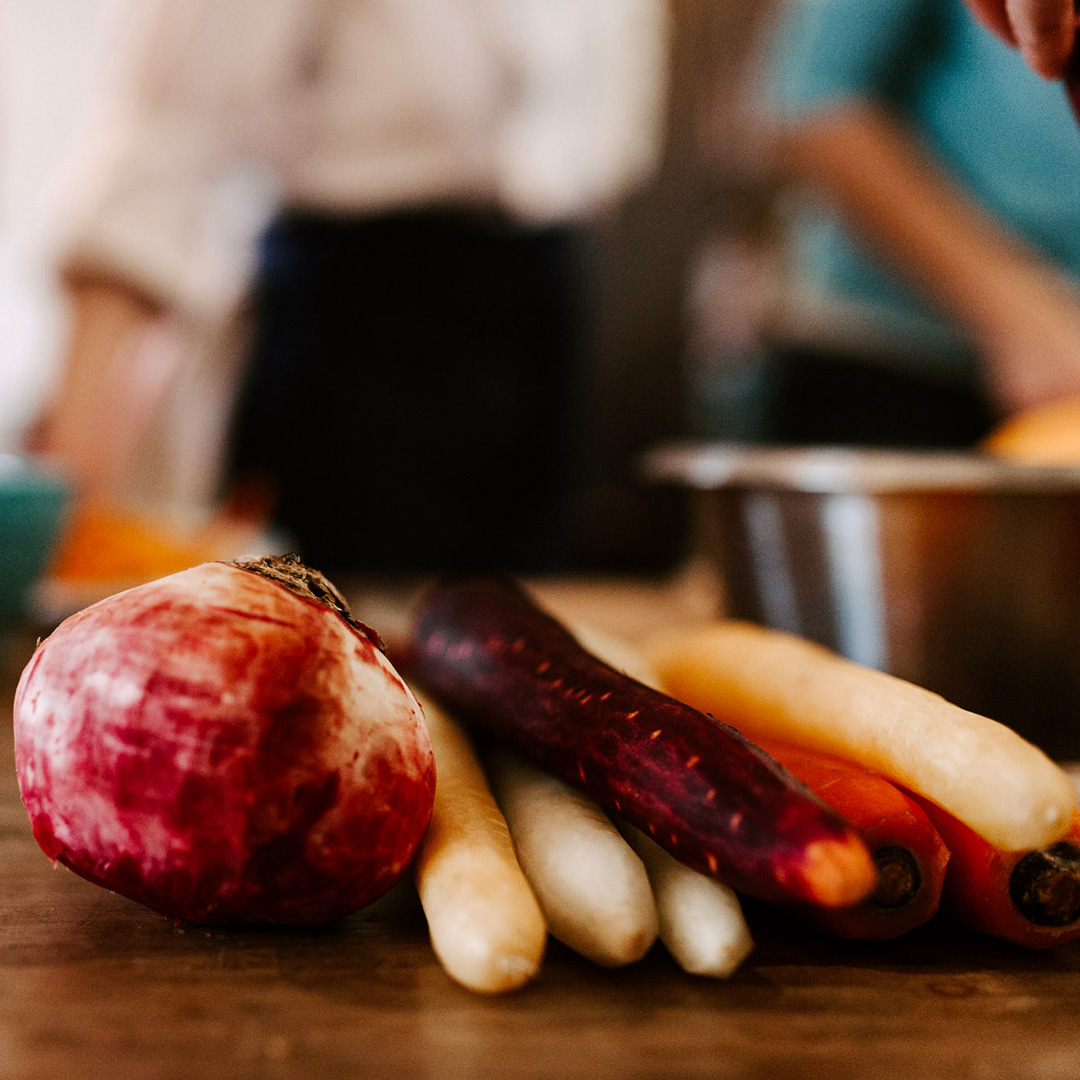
left=13, top=562, right=436, bottom=925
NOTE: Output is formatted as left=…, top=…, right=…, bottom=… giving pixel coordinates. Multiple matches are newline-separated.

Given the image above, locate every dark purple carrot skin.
left=409, top=575, right=869, bottom=908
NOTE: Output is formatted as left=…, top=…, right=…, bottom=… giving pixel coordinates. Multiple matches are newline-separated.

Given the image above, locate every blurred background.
left=8, top=0, right=1080, bottom=754
left=0, top=0, right=782, bottom=578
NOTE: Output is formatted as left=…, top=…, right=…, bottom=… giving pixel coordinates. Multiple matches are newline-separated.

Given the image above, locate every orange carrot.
left=760, top=740, right=949, bottom=941
left=910, top=800, right=1080, bottom=949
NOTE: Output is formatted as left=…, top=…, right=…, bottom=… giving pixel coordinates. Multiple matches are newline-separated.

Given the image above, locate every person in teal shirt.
left=749, top=0, right=1080, bottom=445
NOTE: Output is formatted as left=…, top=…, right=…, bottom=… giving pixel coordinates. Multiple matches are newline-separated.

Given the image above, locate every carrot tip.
left=799, top=836, right=878, bottom=909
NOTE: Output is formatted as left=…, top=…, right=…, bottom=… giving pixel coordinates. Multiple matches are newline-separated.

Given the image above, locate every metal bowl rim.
left=642, top=442, right=1080, bottom=495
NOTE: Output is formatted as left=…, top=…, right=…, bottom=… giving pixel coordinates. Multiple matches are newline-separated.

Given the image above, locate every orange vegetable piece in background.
left=910, top=799, right=1080, bottom=949
left=47, top=505, right=218, bottom=585
left=760, top=740, right=949, bottom=941
left=981, top=395, right=1080, bottom=465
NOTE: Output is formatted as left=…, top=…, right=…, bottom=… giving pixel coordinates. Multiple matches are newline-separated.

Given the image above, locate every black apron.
left=227, top=208, right=590, bottom=575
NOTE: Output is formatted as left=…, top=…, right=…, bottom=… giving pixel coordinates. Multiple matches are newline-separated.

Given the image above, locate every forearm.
left=783, top=102, right=1057, bottom=340
left=37, top=274, right=167, bottom=502
left=781, top=101, right=1080, bottom=411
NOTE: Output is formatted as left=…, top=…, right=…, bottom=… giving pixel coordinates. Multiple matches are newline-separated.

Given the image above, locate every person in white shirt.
left=35, top=0, right=668, bottom=572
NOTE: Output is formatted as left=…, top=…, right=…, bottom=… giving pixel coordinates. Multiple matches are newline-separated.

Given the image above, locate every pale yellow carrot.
left=619, top=822, right=753, bottom=978
left=646, top=621, right=1075, bottom=851
left=413, top=691, right=547, bottom=994
left=487, top=748, right=659, bottom=967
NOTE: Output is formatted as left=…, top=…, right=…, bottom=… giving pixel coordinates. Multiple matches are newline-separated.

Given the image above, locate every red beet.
left=14, top=555, right=435, bottom=925
left=409, top=575, right=876, bottom=909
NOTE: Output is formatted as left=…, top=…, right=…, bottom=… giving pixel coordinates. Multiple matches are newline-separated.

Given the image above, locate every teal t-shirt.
left=768, top=0, right=1080, bottom=369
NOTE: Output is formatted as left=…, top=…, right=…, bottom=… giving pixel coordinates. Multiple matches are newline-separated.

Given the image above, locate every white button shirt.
left=52, top=0, right=669, bottom=321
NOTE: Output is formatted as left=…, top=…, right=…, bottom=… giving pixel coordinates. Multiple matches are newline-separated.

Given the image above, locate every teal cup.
left=0, top=455, right=69, bottom=630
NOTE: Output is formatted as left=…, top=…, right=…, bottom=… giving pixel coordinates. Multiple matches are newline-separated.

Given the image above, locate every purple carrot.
left=409, top=575, right=876, bottom=909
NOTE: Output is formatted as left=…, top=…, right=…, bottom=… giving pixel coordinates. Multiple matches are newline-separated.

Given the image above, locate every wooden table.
left=3, top=576, right=1080, bottom=1080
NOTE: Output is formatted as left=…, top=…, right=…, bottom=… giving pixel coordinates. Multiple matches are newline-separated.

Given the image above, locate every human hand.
left=963, top=0, right=1078, bottom=78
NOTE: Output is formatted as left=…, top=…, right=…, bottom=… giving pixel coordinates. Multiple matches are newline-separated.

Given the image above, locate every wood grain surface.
left=3, top=580, right=1080, bottom=1080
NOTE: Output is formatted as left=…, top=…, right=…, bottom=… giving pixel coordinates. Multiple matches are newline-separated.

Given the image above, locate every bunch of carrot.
left=401, top=576, right=1080, bottom=994
left=648, top=621, right=1080, bottom=950
left=413, top=689, right=755, bottom=993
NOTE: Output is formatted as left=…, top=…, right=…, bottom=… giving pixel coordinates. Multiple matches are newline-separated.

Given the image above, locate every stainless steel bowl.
left=644, top=442, right=1080, bottom=759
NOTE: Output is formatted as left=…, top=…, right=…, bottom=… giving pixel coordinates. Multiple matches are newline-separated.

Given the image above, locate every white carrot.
left=647, top=621, right=1076, bottom=851
left=413, top=692, right=547, bottom=994
left=619, top=822, right=753, bottom=978
left=487, top=748, right=659, bottom=967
